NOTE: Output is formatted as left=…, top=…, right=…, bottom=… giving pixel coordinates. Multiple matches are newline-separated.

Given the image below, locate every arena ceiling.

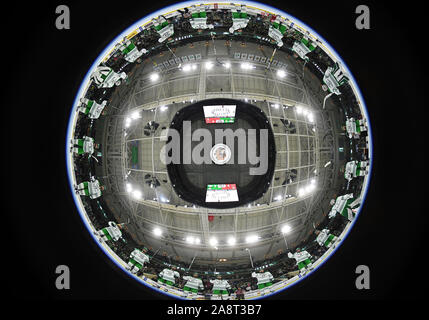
left=95, top=39, right=341, bottom=266
left=67, top=1, right=371, bottom=278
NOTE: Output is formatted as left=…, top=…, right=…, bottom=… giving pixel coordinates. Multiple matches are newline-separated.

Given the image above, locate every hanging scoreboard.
left=205, top=184, right=239, bottom=202
left=203, top=105, right=236, bottom=123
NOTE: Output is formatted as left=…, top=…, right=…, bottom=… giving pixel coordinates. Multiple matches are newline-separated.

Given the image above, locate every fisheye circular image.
left=66, top=1, right=372, bottom=299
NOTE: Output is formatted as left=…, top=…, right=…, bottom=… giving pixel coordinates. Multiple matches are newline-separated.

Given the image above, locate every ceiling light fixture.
left=281, top=225, right=291, bottom=234
left=246, top=235, right=259, bottom=244
left=277, top=69, right=286, bottom=78
left=227, top=237, right=236, bottom=245
left=153, top=227, right=162, bottom=237
left=131, top=190, right=142, bottom=199
left=209, top=237, right=218, bottom=246
left=130, top=111, right=140, bottom=120
left=150, top=73, right=160, bottom=82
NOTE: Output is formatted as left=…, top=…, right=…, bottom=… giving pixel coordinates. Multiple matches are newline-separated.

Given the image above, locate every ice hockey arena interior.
left=67, top=1, right=372, bottom=300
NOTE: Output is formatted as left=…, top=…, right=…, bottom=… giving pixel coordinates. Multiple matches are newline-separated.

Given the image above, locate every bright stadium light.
left=246, top=235, right=259, bottom=244
left=295, top=105, right=314, bottom=122
left=126, top=183, right=133, bottom=193
left=205, top=61, right=214, bottom=70
left=209, top=237, right=218, bottom=246
left=153, top=227, right=162, bottom=237
left=274, top=195, right=282, bottom=201
left=281, top=225, right=292, bottom=234
left=227, top=237, right=236, bottom=246
left=160, top=196, right=169, bottom=203
left=223, top=62, right=231, bottom=69
left=131, top=190, right=142, bottom=199
left=160, top=105, right=168, bottom=111
left=183, top=64, right=192, bottom=72
left=150, top=73, right=159, bottom=82
left=186, top=236, right=195, bottom=244
left=241, top=62, right=253, bottom=70
left=130, top=111, right=140, bottom=120
left=277, top=69, right=286, bottom=78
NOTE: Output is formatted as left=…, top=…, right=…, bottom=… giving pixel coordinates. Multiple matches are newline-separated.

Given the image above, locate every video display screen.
left=205, top=184, right=239, bottom=202
left=203, top=105, right=236, bottom=124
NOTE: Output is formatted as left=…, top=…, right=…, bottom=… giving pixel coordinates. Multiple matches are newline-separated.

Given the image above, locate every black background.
left=4, top=0, right=427, bottom=308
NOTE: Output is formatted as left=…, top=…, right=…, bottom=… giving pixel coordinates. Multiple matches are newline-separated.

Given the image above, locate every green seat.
left=200, top=11, right=207, bottom=18
left=279, top=24, right=287, bottom=34
left=339, top=77, right=349, bottom=86
left=123, top=43, right=135, bottom=54
left=232, top=12, right=240, bottom=19
left=240, top=12, right=247, bottom=18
